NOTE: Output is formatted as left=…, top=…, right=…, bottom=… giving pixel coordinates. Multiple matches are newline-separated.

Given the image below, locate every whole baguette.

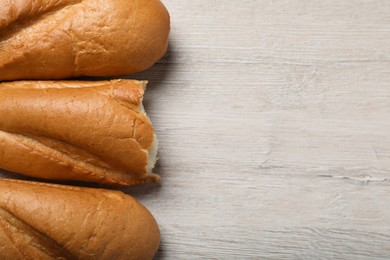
left=0, top=178, right=160, bottom=260
left=0, top=79, right=158, bottom=186
left=0, top=0, right=170, bottom=81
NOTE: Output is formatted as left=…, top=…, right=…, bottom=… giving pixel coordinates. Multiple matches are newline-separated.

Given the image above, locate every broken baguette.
left=0, top=79, right=158, bottom=186
left=0, top=178, right=160, bottom=260
left=0, top=0, right=170, bottom=80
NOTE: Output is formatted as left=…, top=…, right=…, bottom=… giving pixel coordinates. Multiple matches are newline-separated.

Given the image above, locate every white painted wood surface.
left=1, top=0, right=390, bottom=258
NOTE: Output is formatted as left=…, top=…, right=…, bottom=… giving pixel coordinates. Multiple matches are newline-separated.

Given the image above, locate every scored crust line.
left=0, top=207, right=76, bottom=259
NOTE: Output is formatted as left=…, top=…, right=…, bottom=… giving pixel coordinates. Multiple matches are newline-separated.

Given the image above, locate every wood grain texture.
left=1, top=0, right=390, bottom=258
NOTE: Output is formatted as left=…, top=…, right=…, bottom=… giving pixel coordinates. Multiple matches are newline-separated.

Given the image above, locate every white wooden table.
left=1, top=0, right=390, bottom=258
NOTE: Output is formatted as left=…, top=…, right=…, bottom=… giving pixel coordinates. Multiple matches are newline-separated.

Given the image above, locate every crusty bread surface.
left=0, top=0, right=170, bottom=80
left=0, top=79, right=159, bottom=186
left=0, top=178, right=160, bottom=260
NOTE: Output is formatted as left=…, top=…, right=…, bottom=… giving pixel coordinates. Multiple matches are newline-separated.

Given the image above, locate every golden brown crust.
left=0, top=178, right=160, bottom=260
left=0, top=79, right=157, bottom=186
left=0, top=0, right=170, bottom=80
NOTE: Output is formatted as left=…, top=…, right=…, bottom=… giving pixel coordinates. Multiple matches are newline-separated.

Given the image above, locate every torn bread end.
left=147, top=134, right=159, bottom=181
left=138, top=82, right=159, bottom=180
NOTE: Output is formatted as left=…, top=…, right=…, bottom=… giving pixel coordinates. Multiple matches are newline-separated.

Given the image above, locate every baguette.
left=0, top=0, right=170, bottom=81
left=0, top=178, right=160, bottom=260
left=0, top=79, right=159, bottom=186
